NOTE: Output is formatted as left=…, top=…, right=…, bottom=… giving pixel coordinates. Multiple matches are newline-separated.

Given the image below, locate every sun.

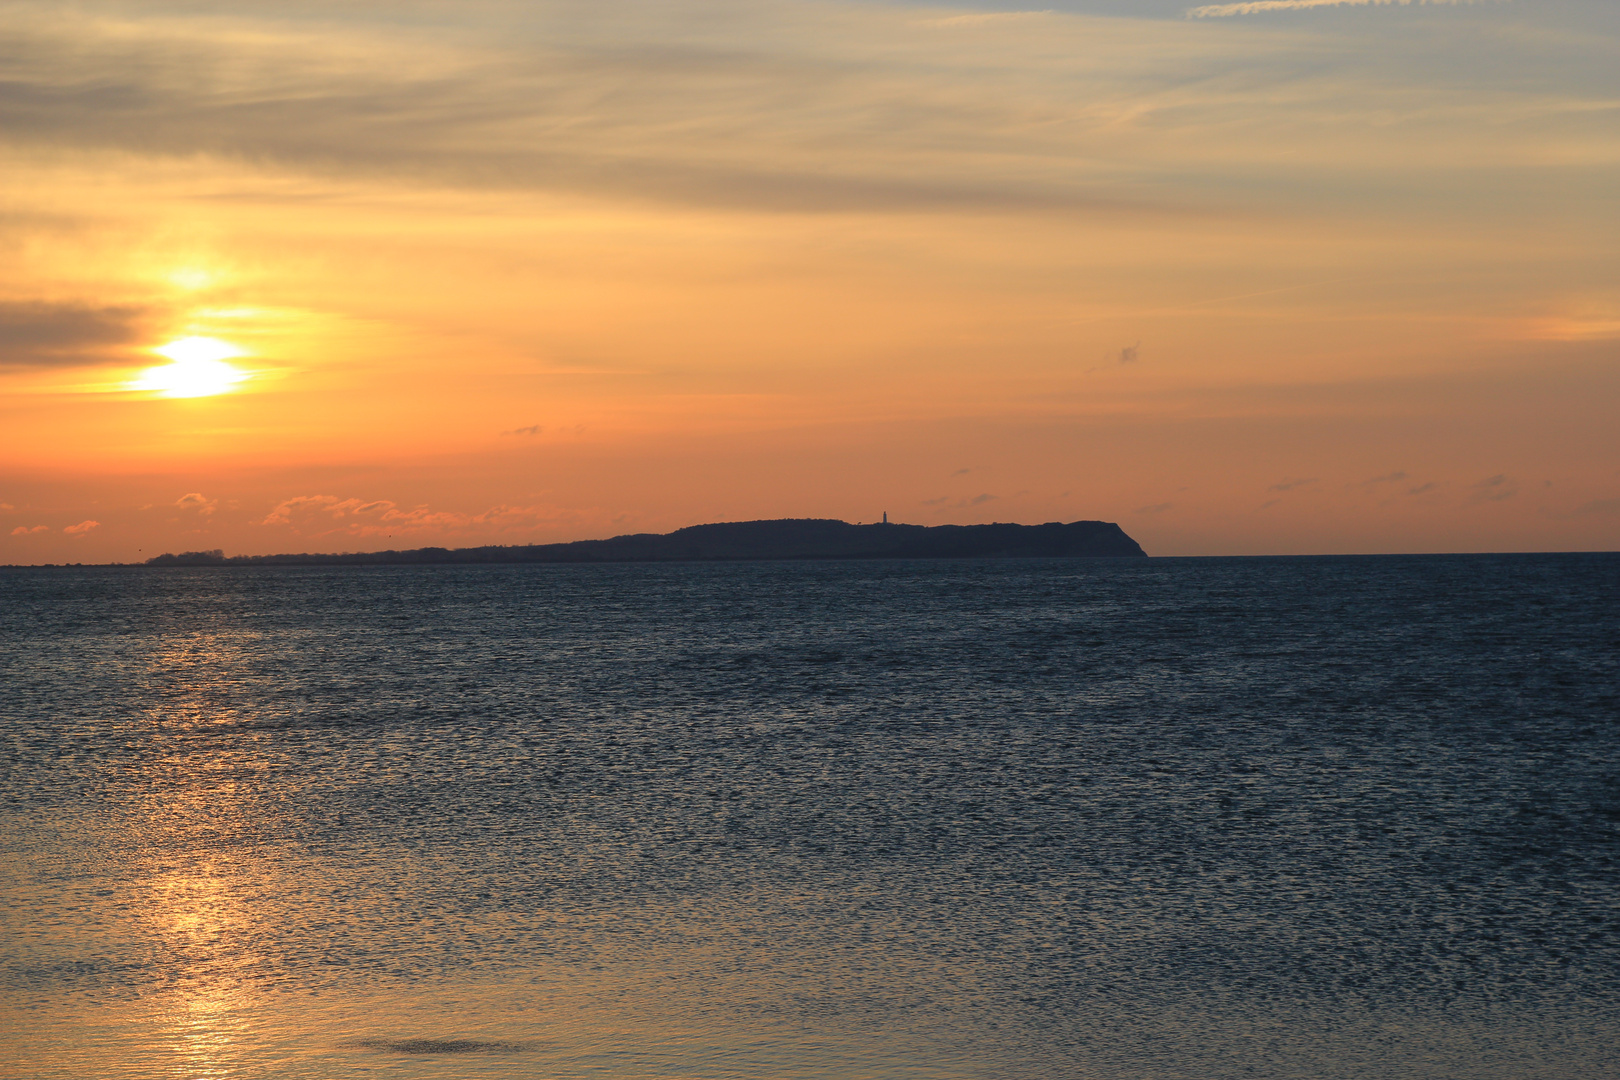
left=132, top=337, right=250, bottom=398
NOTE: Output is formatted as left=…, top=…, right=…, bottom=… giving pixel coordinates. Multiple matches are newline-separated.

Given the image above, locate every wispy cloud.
left=0, top=5, right=1198, bottom=217
left=0, top=0, right=1598, bottom=239
left=1190, top=0, right=1484, bottom=18
left=63, top=520, right=99, bottom=535
left=1467, top=474, right=1517, bottom=504
left=0, top=300, right=146, bottom=368
left=1136, top=502, right=1173, bottom=514
left=923, top=492, right=1001, bottom=510
left=10, top=524, right=50, bottom=536
left=1528, top=305, right=1620, bottom=342
left=921, top=11, right=1055, bottom=28
left=1562, top=497, right=1620, bottom=518
left=1269, top=477, right=1317, bottom=492
left=259, top=493, right=597, bottom=539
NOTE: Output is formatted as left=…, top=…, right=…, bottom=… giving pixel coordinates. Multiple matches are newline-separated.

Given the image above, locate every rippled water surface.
left=3, top=555, right=1617, bottom=1078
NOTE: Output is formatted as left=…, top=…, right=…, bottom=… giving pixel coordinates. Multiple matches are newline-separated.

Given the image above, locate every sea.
left=2, top=553, right=1617, bottom=1080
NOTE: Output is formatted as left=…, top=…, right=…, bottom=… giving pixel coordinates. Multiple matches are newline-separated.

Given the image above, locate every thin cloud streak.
left=0, top=5, right=1218, bottom=216
left=3, top=0, right=1594, bottom=220
left=258, top=493, right=601, bottom=539
left=921, top=11, right=1056, bottom=28
left=1190, top=0, right=1486, bottom=17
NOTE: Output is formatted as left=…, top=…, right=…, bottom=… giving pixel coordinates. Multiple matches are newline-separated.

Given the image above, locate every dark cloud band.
left=0, top=301, right=146, bottom=368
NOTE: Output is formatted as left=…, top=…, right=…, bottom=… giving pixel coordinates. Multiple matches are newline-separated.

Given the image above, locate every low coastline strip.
left=140, top=518, right=1148, bottom=566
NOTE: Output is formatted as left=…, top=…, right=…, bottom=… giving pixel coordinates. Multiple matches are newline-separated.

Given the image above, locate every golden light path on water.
left=1, top=625, right=977, bottom=1080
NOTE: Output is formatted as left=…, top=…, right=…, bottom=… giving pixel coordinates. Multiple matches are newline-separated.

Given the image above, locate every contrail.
left=1189, top=0, right=1482, bottom=18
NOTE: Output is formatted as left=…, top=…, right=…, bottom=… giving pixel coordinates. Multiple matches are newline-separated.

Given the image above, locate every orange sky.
left=2, top=0, right=1617, bottom=560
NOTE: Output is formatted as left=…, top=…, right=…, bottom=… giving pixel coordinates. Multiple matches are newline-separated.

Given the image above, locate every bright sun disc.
left=132, top=337, right=249, bottom=398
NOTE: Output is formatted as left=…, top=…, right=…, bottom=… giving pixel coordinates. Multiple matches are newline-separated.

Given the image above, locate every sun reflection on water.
left=168, top=984, right=246, bottom=1080
left=138, top=858, right=262, bottom=1077
left=115, top=628, right=282, bottom=1079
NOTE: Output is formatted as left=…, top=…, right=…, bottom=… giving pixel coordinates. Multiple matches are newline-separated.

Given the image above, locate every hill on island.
left=145, top=518, right=1148, bottom=566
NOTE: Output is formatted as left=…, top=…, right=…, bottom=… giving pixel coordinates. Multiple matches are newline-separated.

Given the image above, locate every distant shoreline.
left=7, top=548, right=1619, bottom=570
left=24, top=518, right=1151, bottom=568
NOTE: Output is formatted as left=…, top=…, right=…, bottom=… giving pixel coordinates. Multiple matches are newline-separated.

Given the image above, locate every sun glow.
left=167, top=266, right=221, bottom=291
left=132, top=337, right=249, bottom=398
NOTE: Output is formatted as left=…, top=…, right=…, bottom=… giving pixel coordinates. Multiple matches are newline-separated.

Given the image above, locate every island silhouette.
left=145, top=518, right=1147, bottom=566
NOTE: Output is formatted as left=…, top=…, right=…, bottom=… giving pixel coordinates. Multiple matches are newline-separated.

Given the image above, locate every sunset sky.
left=2, top=0, right=1616, bottom=561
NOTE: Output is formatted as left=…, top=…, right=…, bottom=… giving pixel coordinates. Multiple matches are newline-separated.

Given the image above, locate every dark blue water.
left=2, top=555, right=1617, bottom=1078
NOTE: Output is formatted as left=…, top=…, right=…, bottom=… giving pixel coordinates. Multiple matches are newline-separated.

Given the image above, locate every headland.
left=143, top=518, right=1147, bottom=566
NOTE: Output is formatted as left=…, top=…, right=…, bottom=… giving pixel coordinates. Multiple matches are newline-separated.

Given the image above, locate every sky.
left=1, top=0, right=1616, bottom=561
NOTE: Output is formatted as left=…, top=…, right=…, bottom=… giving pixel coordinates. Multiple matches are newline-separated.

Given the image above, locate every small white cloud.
left=261, top=494, right=346, bottom=526
left=175, top=492, right=218, bottom=515
left=10, top=524, right=50, bottom=536
left=64, top=520, right=100, bottom=535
